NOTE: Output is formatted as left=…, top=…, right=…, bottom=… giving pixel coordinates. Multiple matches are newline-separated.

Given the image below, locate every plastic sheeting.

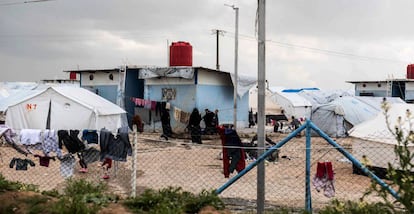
left=311, top=96, right=379, bottom=137
left=230, top=73, right=257, bottom=98
left=138, top=67, right=194, bottom=79
left=138, top=66, right=256, bottom=98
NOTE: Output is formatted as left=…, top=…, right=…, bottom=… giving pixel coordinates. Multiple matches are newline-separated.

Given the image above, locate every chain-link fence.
left=0, top=124, right=400, bottom=212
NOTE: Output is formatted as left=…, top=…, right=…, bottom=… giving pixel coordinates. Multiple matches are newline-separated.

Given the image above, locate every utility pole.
left=257, top=0, right=266, bottom=213
left=225, top=4, right=239, bottom=130
left=212, top=29, right=224, bottom=70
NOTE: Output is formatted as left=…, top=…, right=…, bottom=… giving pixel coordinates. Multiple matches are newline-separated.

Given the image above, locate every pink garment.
left=144, top=100, right=152, bottom=109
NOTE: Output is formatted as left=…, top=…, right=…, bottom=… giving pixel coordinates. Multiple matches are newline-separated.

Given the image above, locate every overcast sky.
left=1, top=0, right=413, bottom=90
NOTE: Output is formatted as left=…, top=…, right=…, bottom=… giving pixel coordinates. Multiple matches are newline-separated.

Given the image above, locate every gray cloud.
left=0, top=0, right=412, bottom=89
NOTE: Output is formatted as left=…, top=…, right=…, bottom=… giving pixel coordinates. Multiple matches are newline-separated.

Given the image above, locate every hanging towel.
left=174, top=107, right=181, bottom=121
left=58, top=153, right=75, bottom=179
left=43, top=129, right=62, bottom=158
left=20, top=129, right=42, bottom=145
left=180, top=111, right=191, bottom=124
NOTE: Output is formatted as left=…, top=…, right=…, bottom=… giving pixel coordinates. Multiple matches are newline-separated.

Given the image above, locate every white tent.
left=5, top=86, right=126, bottom=132
left=311, top=96, right=379, bottom=137
left=348, top=103, right=414, bottom=169
left=269, top=90, right=312, bottom=119
left=249, top=87, right=284, bottom=115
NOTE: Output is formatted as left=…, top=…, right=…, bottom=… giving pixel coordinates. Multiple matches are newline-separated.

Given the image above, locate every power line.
left=222, top=31, right=408, bottom=63
left=0, top=0, right=55, bottom=6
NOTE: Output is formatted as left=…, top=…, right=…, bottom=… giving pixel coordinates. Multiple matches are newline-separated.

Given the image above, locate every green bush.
left=318, top=199, right=394, bottom=214
left=0, top=173, right=38, bottom=192
left=123, top=186, right=225, bottom=213
left=49, top=178, right=113, bottom=214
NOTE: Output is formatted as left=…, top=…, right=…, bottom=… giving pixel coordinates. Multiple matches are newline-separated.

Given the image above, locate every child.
left=101, top=157, right=112, bottom=179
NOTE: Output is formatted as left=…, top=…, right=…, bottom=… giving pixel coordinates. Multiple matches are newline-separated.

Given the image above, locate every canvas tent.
left=269, top=89, right=312, bottom=119
left=311, top=96, right=378, bottom=137
left=5, top=86, right=126, bottom=132
left=249, top=87, right=283, bottom=115
left=348, top=103, right=414, bottom=170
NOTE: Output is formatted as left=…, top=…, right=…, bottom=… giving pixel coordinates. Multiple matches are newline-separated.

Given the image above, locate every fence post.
left=305, top=121, right=312, bottom=212
left=131, top=125, right=137, bottom=198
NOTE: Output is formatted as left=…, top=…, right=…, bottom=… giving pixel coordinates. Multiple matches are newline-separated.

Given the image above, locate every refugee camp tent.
left=311, top=96, right=378, bottom=137
left=5, top=86, right=126, bottom=132
left=269, top=89, right=312, bottom=119
left=348, top=103, right=414, bottom=170
left=354, top=96, right=405, bottom=111
left=249, top=87, right=284, bottom=115
left=298, top=89, right=354, bottom=109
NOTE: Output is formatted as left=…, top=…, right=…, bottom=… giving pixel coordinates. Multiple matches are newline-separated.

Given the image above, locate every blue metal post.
left=305, top=121, right=312, bottom=212
left=309, top=121, right=400, bottom=200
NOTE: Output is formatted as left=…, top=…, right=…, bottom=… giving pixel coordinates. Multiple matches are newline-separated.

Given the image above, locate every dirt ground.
left=0, top=127, right=388, bottom=212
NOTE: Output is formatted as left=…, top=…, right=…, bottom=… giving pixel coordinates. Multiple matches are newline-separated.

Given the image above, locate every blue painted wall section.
left=125, top=68, right=144, bottom=127
left=147, top=83, right=249, bottom=131
left=146, top=84, right=197, bottom=130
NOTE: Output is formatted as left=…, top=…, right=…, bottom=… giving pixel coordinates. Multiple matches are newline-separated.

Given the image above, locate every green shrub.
left=123, top=186, right=225, bottom=213
left=48, top=178, right=112, bottom=214
left=41, top=189, right=61, bottom=198
left=0, top=173, right=38, bottom=192
left=318, top=199, right=394, bottom=214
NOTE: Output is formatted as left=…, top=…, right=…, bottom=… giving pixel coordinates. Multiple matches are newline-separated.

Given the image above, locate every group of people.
left=155, top=106, right=219, bottom=144
left=187, top=108, right=219, bottom=144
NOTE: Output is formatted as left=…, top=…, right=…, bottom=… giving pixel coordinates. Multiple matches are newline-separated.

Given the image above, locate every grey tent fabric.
left=311, top=96, right=379, bottom=137
left=311, top=103, right=348, bottom=137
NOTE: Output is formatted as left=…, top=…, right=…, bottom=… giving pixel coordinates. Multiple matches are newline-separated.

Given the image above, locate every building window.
left=162, top=88, right=176, bottom=101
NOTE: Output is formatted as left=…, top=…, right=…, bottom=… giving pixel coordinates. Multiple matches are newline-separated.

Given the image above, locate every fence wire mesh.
left=0, top=127, right=400, bottom=211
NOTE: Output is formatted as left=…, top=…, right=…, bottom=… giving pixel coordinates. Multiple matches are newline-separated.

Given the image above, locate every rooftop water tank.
left=407, top=64, right=414, bottom=79
left=169, top=41, right=192, bottom=66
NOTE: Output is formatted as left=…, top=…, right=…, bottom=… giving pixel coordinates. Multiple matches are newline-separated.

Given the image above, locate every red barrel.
left=407, top=64, right=414, bottom=79
left=169, top=41, right=192, bottom=66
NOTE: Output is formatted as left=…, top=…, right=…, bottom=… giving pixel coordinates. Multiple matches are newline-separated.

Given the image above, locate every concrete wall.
left=354, top=82, right=388, bottom=97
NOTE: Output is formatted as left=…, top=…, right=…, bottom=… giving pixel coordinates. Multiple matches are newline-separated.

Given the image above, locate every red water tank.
left=69, top=71, right=77, bottom=80
left=407, top=64, right=414, bottom=79
left=169, top=41, right=192, bottom=66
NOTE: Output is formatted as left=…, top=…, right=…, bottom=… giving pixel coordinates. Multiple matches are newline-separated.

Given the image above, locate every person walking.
left=188, top=108, right=202, bottom=144
left=160, top=105, right=172, bottom=140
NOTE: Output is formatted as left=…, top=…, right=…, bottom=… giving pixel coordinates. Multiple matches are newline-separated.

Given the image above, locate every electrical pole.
left=225, top=4, right=239, bottom=130
left=257, top=0, right=266, bottom=213
left=212, top=29, right=224, bottom=70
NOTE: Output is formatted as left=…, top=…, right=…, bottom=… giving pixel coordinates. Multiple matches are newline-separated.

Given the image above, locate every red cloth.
left=316, top=162, right=334, bottom=180
left=34, top=155, right=55, bottom=167
left=102, top=158, right=112, bottom=168
left=218, top=126, right=246, bottom=178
